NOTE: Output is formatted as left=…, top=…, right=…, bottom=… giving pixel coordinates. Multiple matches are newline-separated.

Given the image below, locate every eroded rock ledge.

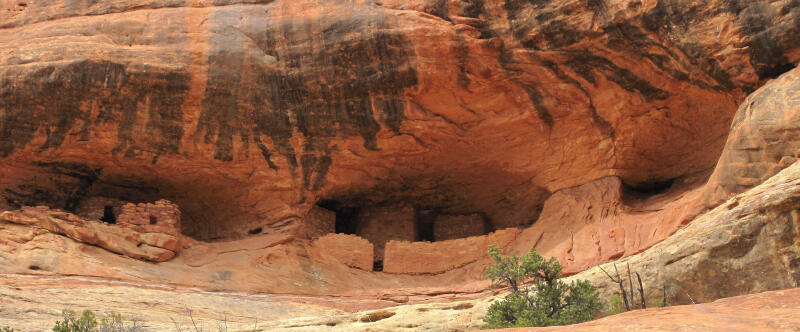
left=0, top=200, right=181, bottom=262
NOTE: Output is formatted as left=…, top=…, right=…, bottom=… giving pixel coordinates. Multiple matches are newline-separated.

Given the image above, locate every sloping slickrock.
left=0, top=274, right=345, bottom=332
left=482, top=288, right=800, bottom=332
left=571, top=160, right=800, bottom=306
left=701, top=66, right=800, bottom=209
left=1, top=0, right=798, bottom=240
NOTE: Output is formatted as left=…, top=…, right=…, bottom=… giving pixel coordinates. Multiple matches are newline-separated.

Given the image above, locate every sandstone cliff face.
left=1, top=0, right=798, bottom=241
left=1, top=2, right=800, bottom=329
left=574, top=160, right=800, bottom=306
left=702, top=66, right=800, bottom=209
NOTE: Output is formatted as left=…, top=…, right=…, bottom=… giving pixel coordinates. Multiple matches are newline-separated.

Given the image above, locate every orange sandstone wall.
left=383, top=228, right=520, bottom=274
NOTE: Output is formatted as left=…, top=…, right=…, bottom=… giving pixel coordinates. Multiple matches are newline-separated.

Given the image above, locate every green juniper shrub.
left=648, top=296, right=669, bottom=309
left=53, top=310, right=97, bottom=332
left=98, top=312, right=142, bottom=332
left=52, top=310, right=141, bottom=332
left=2, top=327, right=18, bottom=332
left=482, top=246, right=604, bottom=329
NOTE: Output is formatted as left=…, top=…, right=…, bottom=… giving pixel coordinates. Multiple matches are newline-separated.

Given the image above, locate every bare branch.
left=627, top=263, right=635, bottom=309
left=183, top=306, right=200, bottom=332
left=685, top=291, right=696, bottom=305
left=598, top=264, right=618, bottom=282
left=636, top=272, right=645, bottom=309
left=170, top=316, right=183, bottom=332
left=610, top=263, right=629, bottom=311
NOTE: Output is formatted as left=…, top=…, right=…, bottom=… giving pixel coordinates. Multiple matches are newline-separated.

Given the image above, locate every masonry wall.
left=309, top=233, right=373, bottom=270
left=383, top=228, right=521, bottom=274
left=117, top=199, right=181, bottom=236
left=356, top=204, right=416, bottom=262
left=75, top=196, right=126, bottom=221
left=433, top=214, right=489, bottom=241
left=304, top=205, right=335, bottom=239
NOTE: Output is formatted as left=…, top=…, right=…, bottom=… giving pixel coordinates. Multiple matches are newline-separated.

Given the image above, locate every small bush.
left=2, top=327, right=18, bottom=332
left=99, top=313, right=142, bottom=332
left=52, top=310, right=141, bottom=332
left=482, top=246, right=604, bottom=329
left=53, top=310, right=97, bottom=332
left=648, top=297, right=669, bottom=308
left=608, top=294, right=625, bottom=315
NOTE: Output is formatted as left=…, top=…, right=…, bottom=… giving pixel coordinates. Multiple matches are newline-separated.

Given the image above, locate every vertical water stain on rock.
left=503, top=0, right=583, bottom=51
left=424, top=0, right=450, bottom=21
left=543, top=60, right=614, bottom=137
left=504, top=0, right=551, bottom=21
left=462, top=0, right=485, bottom=18
left=522, top=85, right=555, bottom=126
left=0, top=60, right=190, bottom=159
left=565, top=52, right=671, bottom=101
left=3, top=162, right=100, bottom=211
left=734, top=2, right=799, bottom=80
left=454, top=36, right=471, bottom=89
left=642, top=0, right=800, bottom=85
left=197, top=5, right=418, bottom=192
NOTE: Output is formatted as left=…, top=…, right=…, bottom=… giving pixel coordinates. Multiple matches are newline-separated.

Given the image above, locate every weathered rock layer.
left=2, top=0, right=798, bottom=241
left=1, top=1, right=800, bottom=328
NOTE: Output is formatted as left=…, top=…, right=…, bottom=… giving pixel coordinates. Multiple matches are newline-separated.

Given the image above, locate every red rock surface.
left=512, top=173, right=708, bottom=274
left=481, top=288, right=800, bottom=332
left=0, top=1, right=799, bottom=326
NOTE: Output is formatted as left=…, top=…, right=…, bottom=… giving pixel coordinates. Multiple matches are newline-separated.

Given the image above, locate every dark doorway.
left=317, top=200, right=361, bottom=235
left=373, top=260, right=383, bottom=272
left=100, top=206, right=116, bottom=224
left=415, top=208, right=436, bottom=242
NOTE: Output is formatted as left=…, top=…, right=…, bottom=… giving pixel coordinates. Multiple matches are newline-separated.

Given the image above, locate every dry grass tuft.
left=359, top=311, right=396, bottom=323
left=448, top=303, right=474, bottom=310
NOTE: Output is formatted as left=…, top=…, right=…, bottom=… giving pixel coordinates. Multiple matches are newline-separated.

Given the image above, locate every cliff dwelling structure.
left=1, top=0, right=799, bottom=330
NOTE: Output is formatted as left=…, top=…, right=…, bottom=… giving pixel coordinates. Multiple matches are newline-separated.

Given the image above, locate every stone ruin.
left=76, top=197, right=181, bottom=236
left=117, top=200, right=182, bottom=236
left=0, top=198, right=183, bottom=263
left=306, top=202, right=500, bottom=273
